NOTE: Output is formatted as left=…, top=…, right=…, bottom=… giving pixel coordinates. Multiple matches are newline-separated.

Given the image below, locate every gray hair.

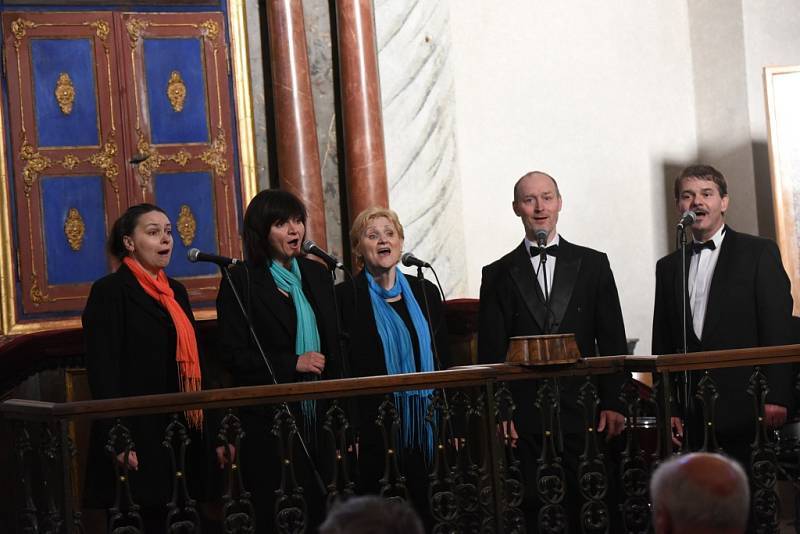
left=650, top=453, right=749, bottom=532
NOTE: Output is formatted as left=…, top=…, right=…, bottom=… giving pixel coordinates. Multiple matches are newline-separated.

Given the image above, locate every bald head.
left=650, top=453, right=749, bottom=534
left=513, top=171, right=560, bottom=202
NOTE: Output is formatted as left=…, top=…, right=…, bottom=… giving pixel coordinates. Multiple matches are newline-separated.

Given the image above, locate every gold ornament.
left=176, top=205, right=197, bottom=247
left=64, top=208, right=85, bottom=251
left=55, top=73, right=76, bottom=115
left=167, top=71, right=187, bottom=112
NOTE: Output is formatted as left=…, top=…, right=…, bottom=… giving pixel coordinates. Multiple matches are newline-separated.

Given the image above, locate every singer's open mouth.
left=158, top=249, right=170, bottom=256
left=377, top=246, right=391, bottom=256
left=287, top=238, right=299, bottom=247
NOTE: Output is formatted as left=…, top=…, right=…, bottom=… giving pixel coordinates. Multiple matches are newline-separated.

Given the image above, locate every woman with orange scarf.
left=82, top=203, right=205, bottom=531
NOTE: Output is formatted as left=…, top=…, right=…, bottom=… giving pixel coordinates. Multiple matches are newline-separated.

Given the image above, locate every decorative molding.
left=176, top=205, right=196, bottom=247
left=200, top=130, right=228, bottom=176
left=167, top=71, right=187, bottom=112
left=20, top=140, right=53, bottom=197
left=86, top=20, right=110, bottom=41
left=63, top=208, right=85, bottom=251
left=54, top=73, right=76, bottom=115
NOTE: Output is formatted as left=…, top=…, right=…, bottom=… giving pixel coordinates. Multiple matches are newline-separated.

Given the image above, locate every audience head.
left=650, top=452, right=749, bottom=534
left=349, top=206, right=405, bottom=275
left=512, top=171, right=562, bottom=243
left=242, top=189, right=307, bottom=268
left=108, top=203, right=172, bottom=275
left=674, top=165, right=729, bottom=242
left=319, top=496, right=424, bottom=534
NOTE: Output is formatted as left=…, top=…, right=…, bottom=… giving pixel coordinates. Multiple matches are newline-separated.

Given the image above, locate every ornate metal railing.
left=2, top=345, right=800, bottom=534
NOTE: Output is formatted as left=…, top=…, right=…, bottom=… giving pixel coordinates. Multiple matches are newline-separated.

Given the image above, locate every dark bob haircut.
left=107, top=203, right=168, bottom=260
left=242, top=189, right=307, bottom=267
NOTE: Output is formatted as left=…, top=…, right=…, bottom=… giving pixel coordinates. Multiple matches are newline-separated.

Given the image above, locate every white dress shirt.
left=688, top=225, right=726, bottom=340
left=525, top=234, right=559, bottom=299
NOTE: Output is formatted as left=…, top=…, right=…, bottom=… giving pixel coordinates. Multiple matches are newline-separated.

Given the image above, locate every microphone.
left=677, top=210, right=696, bottom=229
left=401, top=252, right=431, bottom=268
left=301, top=240, right=343, bottom=270
left=187, top=248, right=242, bottom=266
left=534, top=229, right=548, bottom=248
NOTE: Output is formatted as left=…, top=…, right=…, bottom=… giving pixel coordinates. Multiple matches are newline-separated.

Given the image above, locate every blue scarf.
left=270, top=258, right=321, bottom=432
left=365, top=269, right=434, bottom=460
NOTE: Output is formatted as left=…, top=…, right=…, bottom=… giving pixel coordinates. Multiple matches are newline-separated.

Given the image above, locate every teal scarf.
left=366, top=269, right=434, bottom=460
left=269, top=258, right=321, bottom=431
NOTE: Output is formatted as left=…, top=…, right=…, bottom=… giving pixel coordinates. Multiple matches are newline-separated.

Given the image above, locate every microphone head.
left=400, top=252, right=415, bottom=267
left=534, top=229, right=548, bottom=245
left=187, top=248, right=200, bottom=262
left=301, top=240, right=316, bottom=254
left=680, top=210, right=697, bottom=226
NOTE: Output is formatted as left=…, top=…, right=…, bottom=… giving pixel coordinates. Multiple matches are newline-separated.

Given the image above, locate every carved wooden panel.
left=118, top=12, right=240, bottom=302
left=0, top=8, right=250, bottom=331
left=2, top=12, right=128, bottom=314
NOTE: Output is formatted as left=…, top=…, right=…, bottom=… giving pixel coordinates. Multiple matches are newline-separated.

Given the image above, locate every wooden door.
left=1, top=10, right=243, bottom=322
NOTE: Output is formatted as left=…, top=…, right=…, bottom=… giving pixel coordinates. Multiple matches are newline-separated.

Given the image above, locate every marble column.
left=266, top=0, right=328, bottom=248
left=335, top=0, right=390, bottom=222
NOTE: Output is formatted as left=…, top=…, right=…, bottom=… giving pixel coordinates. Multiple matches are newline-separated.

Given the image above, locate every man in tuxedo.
left=652, top=165, right=794, bottom=463
left=478, top=170, right=629, bottom=529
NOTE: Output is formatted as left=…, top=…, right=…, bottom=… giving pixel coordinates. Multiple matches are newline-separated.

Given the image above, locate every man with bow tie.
left=478, top=170, right=629, bottom=529
left=652, top=165, right=794, bottom=466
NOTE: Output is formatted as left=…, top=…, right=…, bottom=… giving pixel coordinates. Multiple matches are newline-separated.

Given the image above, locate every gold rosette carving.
left=63, top=208, right=85, bottom=251
left=55, top=73, right=76, bottom=115
left=167, top=71, right=187, bottom=112
left=176, top=205, right=197, bottom=247
left=200, top=130, right=228, bottom=176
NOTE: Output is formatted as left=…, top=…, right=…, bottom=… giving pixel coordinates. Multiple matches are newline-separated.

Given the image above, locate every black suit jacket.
left=82, top=263, right=204, bottom=507
left=478, top=238, right=629, bottom=435
left=652, top=226, right=794, bottom=437
left=216, top=257, right=340, bottom=388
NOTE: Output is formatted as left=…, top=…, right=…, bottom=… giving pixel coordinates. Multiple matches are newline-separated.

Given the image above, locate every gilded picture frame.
left=764, top=65, right=800, bottom=315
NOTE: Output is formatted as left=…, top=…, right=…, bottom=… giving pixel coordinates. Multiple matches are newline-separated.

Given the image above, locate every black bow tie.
left=530, top=245, right=559, bottom=258
left=691, top=240, right=716, bottom=255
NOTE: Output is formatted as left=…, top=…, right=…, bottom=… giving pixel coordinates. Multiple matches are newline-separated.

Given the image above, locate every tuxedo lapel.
left=549, top=239, right=580, bottom=332
left=508, top=242, right=546, bottom=331
left=701, top=227, right=734, bottom=341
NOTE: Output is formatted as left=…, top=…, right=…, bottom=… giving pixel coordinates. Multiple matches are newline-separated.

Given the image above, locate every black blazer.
left=652, top=226, right=794, bottom=436
left=336, top=270, right=451, bottom=431
left=216, top=257, right=340, bottom=388
left=82, top=263, right=204, bottom=507
left=478, top=238, right=629, bottom=435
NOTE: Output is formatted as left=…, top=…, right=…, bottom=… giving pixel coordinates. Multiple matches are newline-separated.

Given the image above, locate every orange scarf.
left=123, top=257, right=203, bottom=430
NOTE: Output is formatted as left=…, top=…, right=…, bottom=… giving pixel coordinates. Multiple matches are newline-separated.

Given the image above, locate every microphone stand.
left=219, top=264, right=327, bottom=495
left=536, top=247, right=564, bottom=454
left=677, top=224, right=691, bottom=452
left=414, top=265, right=455, bottom=446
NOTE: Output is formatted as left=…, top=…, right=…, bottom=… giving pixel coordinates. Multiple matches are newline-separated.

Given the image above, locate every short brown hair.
left=349, top=207, right=405, bottom=265
left=674, top=165, right=728, bottom=199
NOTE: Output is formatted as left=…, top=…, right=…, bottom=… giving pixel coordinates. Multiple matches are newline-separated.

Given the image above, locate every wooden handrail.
left=2, top=345, right=799, bottom=422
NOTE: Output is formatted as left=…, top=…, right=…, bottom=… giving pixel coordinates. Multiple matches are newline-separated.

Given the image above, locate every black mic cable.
left=216, top=261, right=328, bottom=496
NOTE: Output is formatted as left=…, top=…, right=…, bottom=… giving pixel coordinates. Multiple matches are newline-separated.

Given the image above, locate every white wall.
left=448, top=2, right=700, bottom=353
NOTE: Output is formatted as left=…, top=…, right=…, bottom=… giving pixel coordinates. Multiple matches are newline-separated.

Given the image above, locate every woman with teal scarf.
left=216, top=189, right=339, bottom=533
left=336, top=207, right=451, bottom=528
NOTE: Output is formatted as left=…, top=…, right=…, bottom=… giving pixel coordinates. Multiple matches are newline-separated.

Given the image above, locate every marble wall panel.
left=303, top=1, right=345, bottom=262
left=374, top=0, right=467, bottom=296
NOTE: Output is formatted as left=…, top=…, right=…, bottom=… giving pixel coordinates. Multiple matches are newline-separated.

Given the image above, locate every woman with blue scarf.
left=216, top=189, right=339, bottom=532
left=336, top=207, right=450, bottom=528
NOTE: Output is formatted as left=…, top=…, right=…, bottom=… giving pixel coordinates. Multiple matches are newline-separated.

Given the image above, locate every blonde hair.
left=349, top=207, right=405, bottom=265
